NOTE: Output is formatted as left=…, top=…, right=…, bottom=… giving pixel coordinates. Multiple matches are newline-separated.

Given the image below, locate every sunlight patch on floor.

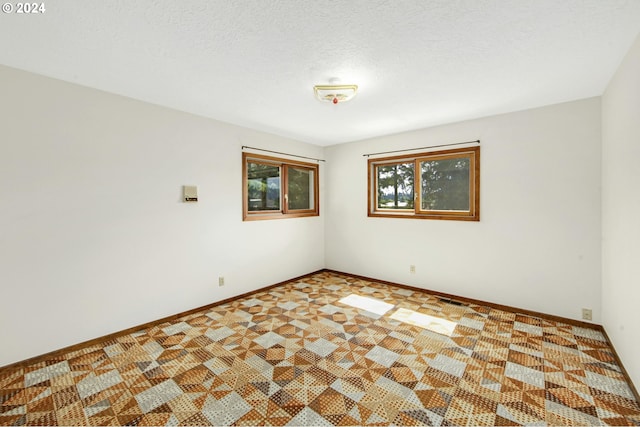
left=390, top=307, right=457, bottom=336
left=338, top=294, right=395, bottom=316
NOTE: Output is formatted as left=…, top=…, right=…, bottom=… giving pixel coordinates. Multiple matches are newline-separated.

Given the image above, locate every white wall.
left=325, top=98, right=602, bottom=323
left=3, top=56, right=634, bottom=385
left=602, top=33, right=640, bottom=388
left=0, top=65, right=325, bottom=367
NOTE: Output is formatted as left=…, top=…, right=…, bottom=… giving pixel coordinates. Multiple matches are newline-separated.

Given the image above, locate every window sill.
left=368, top=212, right=479, bottom=221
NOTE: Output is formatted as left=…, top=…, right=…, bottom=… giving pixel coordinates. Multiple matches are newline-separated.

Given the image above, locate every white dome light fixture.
left=314, top=84, right=358, bottom=104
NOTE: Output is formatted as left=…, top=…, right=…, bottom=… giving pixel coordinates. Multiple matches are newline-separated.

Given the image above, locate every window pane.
left=288, top=167, right=314, bottom=210
left=421, top=158, right=470, bottom=211
left=377, top=162, right=414, bottom=209
left=247, top=162, right=280, bottom=211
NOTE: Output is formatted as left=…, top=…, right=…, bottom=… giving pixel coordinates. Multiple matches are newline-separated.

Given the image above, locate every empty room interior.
left=1, top=1, right=640, bottom=426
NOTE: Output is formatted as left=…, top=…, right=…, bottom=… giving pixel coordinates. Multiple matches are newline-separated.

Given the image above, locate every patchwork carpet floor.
left=1, top=271, right=639, bottom=426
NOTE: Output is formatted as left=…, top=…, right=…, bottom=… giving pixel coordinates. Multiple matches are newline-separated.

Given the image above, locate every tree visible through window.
left=377, top=162, right=414, bottom=210
left=287, top=167, right=314, bottom=210
left=420, top=158, right=470, bottom=211
left=247, top=163, right=280, bottom=211
left=243, top=153, right=319, bottom=220
left=368, top=147, right=479, bottom=221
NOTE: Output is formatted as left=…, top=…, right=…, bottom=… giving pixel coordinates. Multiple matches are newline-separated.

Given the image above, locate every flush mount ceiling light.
left=314, top=84, right=358, bottom=104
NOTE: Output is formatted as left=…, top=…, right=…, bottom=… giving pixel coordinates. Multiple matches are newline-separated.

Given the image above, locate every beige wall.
left=602, top=33, right=640, bottom=388
left=3, top=33, right=639, bottom=393
left=0, top=65, right=325, bottom=366
left=324, top=98, right=603, bottom=324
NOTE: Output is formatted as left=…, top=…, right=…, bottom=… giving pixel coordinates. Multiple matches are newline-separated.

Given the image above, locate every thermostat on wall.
left=183, top=185, right=198, bottom=202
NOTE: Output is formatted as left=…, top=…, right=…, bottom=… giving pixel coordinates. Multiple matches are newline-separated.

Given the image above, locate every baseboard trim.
left=323, top=268, right=639, bottom=402
left=322, top=269, right=600, bottom=329
left=598, top=327, right=640, bottom=404
left=0, top=269, right=325, bottom=373
left=2, top=268, right=638, bottom=405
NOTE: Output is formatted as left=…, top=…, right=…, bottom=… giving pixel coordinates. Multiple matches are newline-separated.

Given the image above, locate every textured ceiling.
left=1, top=1, right=640, bottom=146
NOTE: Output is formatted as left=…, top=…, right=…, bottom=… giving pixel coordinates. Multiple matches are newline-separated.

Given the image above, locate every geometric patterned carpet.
left=1, top=271, right=639, bottom=426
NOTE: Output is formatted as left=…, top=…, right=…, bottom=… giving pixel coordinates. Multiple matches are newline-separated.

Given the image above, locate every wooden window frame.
left=243, top=152, right=319, bottom=221
left=368, top=146, right=480, bottom=221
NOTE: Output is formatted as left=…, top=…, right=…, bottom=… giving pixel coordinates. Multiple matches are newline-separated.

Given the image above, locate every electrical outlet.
left=218, top=276, right=225, bottom=287
left=582, top=308, right=592, bottom=321
left=409, top=265, right=416, bottom=274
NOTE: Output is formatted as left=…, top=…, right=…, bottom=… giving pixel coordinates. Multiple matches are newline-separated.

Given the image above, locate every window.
left=243, top=153, right=319, bottom=220
left=368, top=146, right=479, bottom=221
